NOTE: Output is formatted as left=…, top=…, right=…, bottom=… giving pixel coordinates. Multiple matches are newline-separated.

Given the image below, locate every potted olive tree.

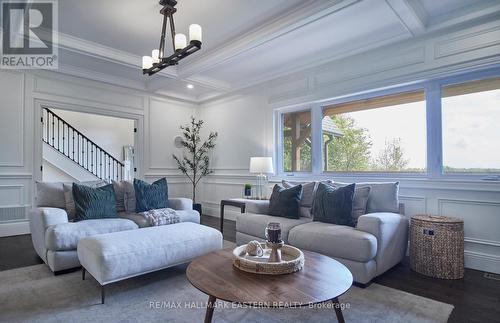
left=172, top=116, right=217, bottom=215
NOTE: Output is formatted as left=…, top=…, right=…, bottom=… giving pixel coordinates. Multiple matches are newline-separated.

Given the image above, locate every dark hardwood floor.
left=1, top=215, right=499, bottom=323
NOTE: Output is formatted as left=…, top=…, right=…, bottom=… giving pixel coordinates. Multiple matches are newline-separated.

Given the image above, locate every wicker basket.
left=410, top=215, right=464, bottom=279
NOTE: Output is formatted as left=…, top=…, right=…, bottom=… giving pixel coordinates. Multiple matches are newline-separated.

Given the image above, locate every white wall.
left=198, top=18, right=500, bottom=274
left=0, top=70, right=196, bottom=237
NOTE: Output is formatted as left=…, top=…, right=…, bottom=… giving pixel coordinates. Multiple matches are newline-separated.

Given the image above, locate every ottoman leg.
left=101, top=285, right=105, bottom=304
left=82, top=268, right=86, bottom=280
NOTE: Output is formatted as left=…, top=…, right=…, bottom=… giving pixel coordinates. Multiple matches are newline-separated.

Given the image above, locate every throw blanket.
left=139, top=208, right=180, bottom=226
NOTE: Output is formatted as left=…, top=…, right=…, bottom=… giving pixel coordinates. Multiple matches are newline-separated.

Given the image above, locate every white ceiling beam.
left=385, top=0, right=427, bottom=36
left=176, top=0, right=361, bottom=78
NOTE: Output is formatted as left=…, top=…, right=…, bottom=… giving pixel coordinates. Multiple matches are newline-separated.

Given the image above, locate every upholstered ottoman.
left=77, top=222, right=223, bottom=303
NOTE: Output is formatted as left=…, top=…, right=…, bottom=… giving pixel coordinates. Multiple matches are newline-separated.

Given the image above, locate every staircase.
left=42, top=107, right=125, bottom=182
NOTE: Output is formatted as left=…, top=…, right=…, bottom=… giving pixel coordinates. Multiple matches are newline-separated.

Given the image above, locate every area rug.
left=0, top=257, right=453, bottom=323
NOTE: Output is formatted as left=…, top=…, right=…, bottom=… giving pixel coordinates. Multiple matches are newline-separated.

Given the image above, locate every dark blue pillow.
left=72, top=183, right=117, bottom=221
left=312, top=183, right=355, bottom=227
left=134, top=178, right=169, bottom=212
left=268, top=184, right=303, bottom=219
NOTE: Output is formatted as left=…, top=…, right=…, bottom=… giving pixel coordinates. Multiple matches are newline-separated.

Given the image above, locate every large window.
left=442, top=77, right=500, bottom=174
left=322, top=91, right=426, bottom=172
left=282, top=110, right=312, bottom=172
left=277, top=71, right=500, bottom=178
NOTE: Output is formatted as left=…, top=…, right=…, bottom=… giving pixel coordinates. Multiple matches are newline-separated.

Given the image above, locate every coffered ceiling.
left=51, top=0, right=500, bottom=102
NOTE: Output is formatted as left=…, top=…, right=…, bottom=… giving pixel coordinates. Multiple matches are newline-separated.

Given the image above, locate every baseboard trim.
left=0, top=221, right=30, bottom=237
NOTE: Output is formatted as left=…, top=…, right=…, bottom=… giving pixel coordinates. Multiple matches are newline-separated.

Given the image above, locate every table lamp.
left=249, top=157, right=274, bottom=200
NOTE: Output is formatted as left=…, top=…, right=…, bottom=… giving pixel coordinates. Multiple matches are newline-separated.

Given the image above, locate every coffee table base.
left=202, top=295, right=346, bottom=323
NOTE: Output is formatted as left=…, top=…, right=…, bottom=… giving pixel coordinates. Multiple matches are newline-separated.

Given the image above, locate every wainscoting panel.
left=0, top=71, right=24, bottom=167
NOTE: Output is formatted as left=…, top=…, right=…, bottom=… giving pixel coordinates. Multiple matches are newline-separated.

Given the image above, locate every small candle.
left=142, top=56, right=153, bottom=69
left=151, top=49, right=160, bottom=64
left=189, top=24, right=202, bottom=42
left=174, top=33, right=187, bottom=50
left=266, top=222, right=282, bottom=243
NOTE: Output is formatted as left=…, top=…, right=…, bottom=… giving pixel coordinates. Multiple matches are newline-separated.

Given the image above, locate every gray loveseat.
left=236, top=181, right=409, bottom=286
left=30, top=181, right=199, bottom=273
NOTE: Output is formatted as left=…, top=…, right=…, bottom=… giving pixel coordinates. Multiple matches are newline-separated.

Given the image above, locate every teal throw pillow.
left=72, top=183, right=117, bottom=221
left=134, top=178, right=169, bottom=212
left=312, top=182, right=355, bottom=227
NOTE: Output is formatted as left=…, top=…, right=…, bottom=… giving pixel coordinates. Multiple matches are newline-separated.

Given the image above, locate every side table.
left=219, top=199, right=246, bottom=234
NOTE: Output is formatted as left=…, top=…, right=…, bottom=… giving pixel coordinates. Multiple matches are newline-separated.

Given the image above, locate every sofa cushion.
left=45, top=218, right=138, bottom=251
left=64, top=180, right=107, bottom=220
left=313, top=183, right=356, bottom=227
left=236, top=212, right=311, bottom=243
left=73, top=183, right=118, bottom=221
left=134, top=178, right=169, bottom=212
left=123, top=180, right=136, bottom=212
left=288, top=221, right=377, bottom=262
left=282, top=180, right=316, bottom=217
left=335, top=181, right=399, bottom=213
left=112, top=180, right=126, bottom=212
left=36, top=182, right=66, bottom=209
left=327, top=183, right=371, bottom=225
left=268, top=184, right=302, bottom=219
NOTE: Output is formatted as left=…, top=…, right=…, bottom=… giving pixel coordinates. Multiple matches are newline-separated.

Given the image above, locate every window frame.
left=274, top=67, right=500, bottom=181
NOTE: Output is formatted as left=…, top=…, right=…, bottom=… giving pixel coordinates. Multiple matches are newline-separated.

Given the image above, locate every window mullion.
left=425, top=82, right=443, bottom=178
left=311, top=104, right=323, bottom=175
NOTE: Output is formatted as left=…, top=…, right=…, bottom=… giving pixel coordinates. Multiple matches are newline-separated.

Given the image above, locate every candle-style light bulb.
left=142, top=56, right=153, bottom=69
left=174, top=33, right=187, bottom=50
left=151, top=49, right=160, bottom=64
left=189, top=24, right=202, bottom=42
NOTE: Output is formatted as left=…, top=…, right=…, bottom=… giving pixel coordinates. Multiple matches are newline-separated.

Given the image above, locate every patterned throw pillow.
left=134, top=178, right=169, bottom=212
left=312, top=183, right=356, bottom=227
left=138, top=208, right=180, bottom=226
left=72, top=183, right=118, bottom=221
left=268, top=184, right=303, bottom=219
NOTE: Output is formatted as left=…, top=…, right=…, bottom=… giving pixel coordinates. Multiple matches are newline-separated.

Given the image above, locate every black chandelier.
left=142, top=0, right=202, bottom=76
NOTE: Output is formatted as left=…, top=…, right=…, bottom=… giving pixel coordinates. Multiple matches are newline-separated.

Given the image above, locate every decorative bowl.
left=232, top=242, right=304, bottom=275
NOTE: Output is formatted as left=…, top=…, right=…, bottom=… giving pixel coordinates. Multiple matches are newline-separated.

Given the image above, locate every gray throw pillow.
left=63, top=180, right=107, bottom=220
left=335, top=181, right=399, bottom=213
left=327, top=182, right=370, bottom=225
left=123, top=181, right=136, bottom=212
left=35, top=182, right=66, bottom=208
left=282, top=180, right=316, bottom=217
left=112, top=180, right=126, bottom=212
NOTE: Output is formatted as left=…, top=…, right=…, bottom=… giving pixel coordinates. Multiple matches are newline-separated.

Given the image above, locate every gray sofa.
left=236, top=182, right=409, bottom=285
left=30, top=181, right=199, bottom=273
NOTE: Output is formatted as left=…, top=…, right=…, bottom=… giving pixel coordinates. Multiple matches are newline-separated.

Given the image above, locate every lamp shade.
left=249, top=157, right=274, bottom=174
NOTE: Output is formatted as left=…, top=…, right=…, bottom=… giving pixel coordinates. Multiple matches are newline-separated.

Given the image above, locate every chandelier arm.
left=168, top=11, right=176, bottom=52
left=158, top=12, right=168, bottom=59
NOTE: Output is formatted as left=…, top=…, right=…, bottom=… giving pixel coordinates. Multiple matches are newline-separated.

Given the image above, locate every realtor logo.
left=1, top=0, right=58, bottom=69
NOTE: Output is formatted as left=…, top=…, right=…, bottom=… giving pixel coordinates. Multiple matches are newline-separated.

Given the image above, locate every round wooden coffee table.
left=186, top=248, right=353, bottom=323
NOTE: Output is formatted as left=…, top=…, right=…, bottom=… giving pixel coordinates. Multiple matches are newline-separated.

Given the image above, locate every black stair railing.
left=42, top=107, right=124, bottom=182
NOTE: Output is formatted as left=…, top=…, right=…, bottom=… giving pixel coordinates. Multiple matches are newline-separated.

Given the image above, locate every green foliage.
left=244, top=184, right=252, bottom=189
left=372, top=138, right=409, bottom=171
left=326, top=115, right=372, bottom=171
left=172, top=116, right=217, bottom=203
